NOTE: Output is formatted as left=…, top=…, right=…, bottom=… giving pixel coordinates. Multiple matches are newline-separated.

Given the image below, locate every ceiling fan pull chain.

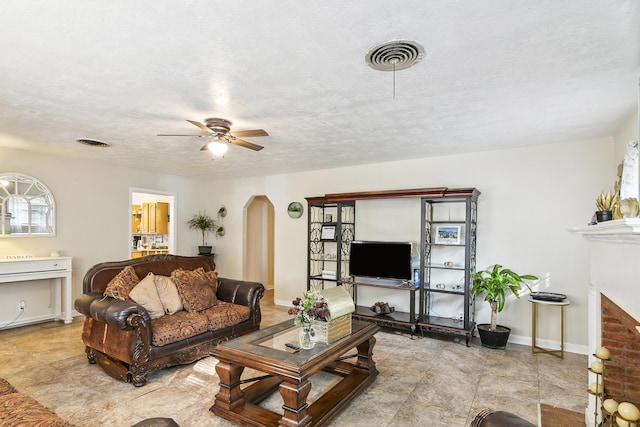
left=393, top=61, right=396, bottom=99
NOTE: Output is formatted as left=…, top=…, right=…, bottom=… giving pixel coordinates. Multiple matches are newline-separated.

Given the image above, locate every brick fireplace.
left=572, top=219, right=640, bottom=424
left=601, top=294, right=640, bottom=404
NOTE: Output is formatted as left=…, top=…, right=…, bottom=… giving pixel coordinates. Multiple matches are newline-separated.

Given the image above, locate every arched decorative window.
left=0, top=173, right=56, bottom=237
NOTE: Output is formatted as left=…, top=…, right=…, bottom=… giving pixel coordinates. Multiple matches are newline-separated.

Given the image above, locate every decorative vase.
left=299, top=323, right=315, bottom=349
left=595, top=210, right=613, bottom=222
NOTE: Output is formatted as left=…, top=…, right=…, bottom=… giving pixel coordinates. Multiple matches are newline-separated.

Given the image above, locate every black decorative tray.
left=530, top=292, right=567, bottom=302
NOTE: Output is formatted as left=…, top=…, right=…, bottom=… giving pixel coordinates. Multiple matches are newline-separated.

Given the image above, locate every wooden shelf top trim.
left=306, top=187, right=479, bottom=203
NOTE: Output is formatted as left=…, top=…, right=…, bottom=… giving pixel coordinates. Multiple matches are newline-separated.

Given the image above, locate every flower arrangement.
left=288, top=289, right=331, bottom=326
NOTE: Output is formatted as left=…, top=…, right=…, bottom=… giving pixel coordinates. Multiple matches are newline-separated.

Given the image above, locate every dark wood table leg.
left=355, top=335, right=378, bottom=374
left=278, top=379, right=312, bottom=427
left=213, top=360, right=246, bottom=412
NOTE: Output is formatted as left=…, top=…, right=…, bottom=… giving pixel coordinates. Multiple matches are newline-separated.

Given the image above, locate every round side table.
left=528, top=297, right=570, bottom=359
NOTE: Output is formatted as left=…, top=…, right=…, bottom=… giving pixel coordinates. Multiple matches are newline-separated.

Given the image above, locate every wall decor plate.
left=287, top=202, right=304, bottom=219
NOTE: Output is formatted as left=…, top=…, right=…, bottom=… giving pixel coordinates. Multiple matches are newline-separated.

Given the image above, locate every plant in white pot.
left=187, top=211, right=222, bottom=255
left=470, top=264, right=538, bottom=349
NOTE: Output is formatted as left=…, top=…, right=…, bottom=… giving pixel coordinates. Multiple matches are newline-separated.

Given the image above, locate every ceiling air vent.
left=76, top=138, right=111, bottom=147
left=365, top=39, right=425, bottom=71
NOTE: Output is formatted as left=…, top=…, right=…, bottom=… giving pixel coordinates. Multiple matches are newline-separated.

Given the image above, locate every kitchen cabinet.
left=132, top=205, right=142, bottom=234
left=131, top=249, right=169, bottom=259
left=135, top=202, right=169, bottom=234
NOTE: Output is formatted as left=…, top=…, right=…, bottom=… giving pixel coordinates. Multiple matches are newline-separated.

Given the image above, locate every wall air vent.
left=76, top=138, right=111, bottom=147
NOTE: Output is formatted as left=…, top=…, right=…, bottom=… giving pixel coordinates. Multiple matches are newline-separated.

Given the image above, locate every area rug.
left=539, top=404, right=584, bottom=427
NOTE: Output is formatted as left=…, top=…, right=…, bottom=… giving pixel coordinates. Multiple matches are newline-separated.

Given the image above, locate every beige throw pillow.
left=103, top=266, right=140, bottom=300
left=154, top=275, right=183, bottom=315
left=129, top=272, right=165, bottom=319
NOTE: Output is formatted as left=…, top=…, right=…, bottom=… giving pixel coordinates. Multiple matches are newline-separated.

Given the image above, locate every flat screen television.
left=349, top=240, right=412, bottom=280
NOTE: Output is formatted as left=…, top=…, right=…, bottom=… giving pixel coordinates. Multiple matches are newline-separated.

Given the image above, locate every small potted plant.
left=595, top=190, right=619, bottom=222
left=471, top=264, right=538, bottom=349
left=187, top=211, right=222, bottom=255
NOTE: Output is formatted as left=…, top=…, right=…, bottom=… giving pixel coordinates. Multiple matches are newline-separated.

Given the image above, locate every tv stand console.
left=340, top=279, right=417, bottom=332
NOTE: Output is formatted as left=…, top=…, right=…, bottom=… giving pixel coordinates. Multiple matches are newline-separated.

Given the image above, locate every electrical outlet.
left=458, top=311, right=464, bottom=321
left=18, top=300, right=26, bottom=311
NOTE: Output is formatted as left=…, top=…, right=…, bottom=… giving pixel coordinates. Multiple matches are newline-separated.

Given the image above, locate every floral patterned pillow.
left=103, top=266, right=140, bottom=300
left=204, top=270, right=219, bottom=294
left=171, top=268, right=218, bottom=312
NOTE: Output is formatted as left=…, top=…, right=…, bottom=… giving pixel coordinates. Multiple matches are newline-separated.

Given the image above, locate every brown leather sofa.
left=74, top=254, right=264, bottom=387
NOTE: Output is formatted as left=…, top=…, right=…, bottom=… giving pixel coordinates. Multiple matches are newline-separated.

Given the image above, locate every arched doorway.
left=244, top=195, right=274, bottom=293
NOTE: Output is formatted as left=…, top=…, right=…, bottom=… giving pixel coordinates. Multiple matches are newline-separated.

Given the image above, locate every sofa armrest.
left=217, top=277, right=265, bottom=307
left=74, top=292, right=152, bottom=330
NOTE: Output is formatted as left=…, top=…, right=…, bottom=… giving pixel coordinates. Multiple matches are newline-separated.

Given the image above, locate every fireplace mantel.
left=569, top=218, right=640, bottom=244
left=570, top=219, right=640, bottom=424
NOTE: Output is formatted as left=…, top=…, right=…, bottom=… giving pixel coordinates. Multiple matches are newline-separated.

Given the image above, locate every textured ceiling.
left=1, top=1, right=639, bottom=179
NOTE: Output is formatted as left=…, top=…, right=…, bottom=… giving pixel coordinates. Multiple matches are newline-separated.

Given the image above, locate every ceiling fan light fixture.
left=208, top=138, right=229, bottom=157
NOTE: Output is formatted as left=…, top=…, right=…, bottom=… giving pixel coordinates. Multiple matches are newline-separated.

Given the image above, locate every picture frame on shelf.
left=320, top=224, right=336, bottom=241
left=434, top=225, right=461, bottom=244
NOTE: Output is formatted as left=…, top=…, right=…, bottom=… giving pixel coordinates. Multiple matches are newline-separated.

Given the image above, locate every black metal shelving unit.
left=305, top=188, right=480, bottom=341
left=418, top=189, right=480, bottom=346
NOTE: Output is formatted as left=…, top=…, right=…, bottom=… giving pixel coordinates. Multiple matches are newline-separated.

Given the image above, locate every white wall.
left=211, top=137, right=614, bottom=352
left=0, top=146, right=215, bottom=326
left=0, top=135, right=619, bottom=351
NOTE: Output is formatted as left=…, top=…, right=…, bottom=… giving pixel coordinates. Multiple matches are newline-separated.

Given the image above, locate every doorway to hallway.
left=244, top=195, right=274, bottom=291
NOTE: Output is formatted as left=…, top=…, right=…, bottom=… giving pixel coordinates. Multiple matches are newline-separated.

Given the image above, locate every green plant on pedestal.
left=187, top=211, right=223, bottom=255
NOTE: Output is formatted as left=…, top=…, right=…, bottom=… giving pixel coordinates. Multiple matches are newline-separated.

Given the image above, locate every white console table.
left=0, top=257, right=73, bottom=325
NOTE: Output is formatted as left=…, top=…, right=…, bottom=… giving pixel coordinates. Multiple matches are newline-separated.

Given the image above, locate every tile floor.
left=0, top=289, right=587, bottom=426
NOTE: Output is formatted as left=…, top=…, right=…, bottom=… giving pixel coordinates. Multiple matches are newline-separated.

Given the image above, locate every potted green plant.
left=187, top=211, right=222, bottom=255
left=470, top=264, right=538, bottom=349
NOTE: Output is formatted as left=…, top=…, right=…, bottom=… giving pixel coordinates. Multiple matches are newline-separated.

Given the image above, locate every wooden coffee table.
left=210, top=318, right=380, bottom=427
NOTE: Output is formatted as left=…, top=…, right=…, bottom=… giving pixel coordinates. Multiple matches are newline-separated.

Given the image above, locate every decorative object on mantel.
left=596, top=190, right=619, bottom=222
left=614, top=197, right=640, bottom=219
left=620, top=141, right=639, bottom=201
left=470, top=264, right=538, bottom=349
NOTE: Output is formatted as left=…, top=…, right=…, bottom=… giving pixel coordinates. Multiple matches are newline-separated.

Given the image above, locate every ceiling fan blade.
left=187, top=120, right=213, bottom=133
left=230, top=138, right=264, bottom=151
left=157, top=134, right=207, bottom=137
left=230, top=129, right=269, bottom=138
left=200, top=141, right=210, bottom=151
